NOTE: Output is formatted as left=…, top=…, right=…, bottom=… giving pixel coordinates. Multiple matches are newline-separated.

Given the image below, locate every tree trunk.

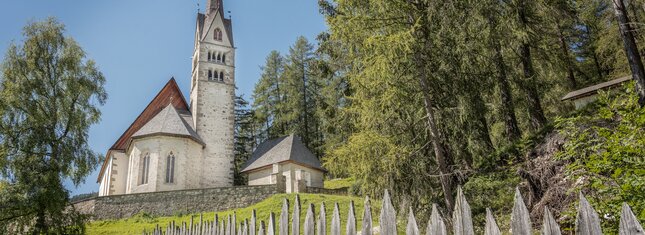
left=492, top=42, right=522, bottom=142
left=301, top=63, right=310, bottom=145
left=418, top=73, right=455, bottom=212
left=487, top=11, right=522, bottom=143
left=518, top=0, right=548, bottom=130
left=556, top=23, right=577, bottom=89
left=586, top=26, right=606, bottom=79
left=612, top=0, right=645, bottom=107
left=405, top=0, right=456, bottom=211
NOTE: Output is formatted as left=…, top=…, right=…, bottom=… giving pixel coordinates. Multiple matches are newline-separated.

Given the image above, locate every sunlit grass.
left=87, top=193, right=381, bottom=235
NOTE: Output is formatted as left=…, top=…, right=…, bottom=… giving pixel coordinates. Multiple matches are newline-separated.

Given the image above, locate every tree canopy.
left=0, top=18, right=106, bottom=234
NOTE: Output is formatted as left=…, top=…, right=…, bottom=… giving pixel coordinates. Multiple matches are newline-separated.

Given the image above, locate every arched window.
left=219, top=72, right=224, bottom=82
left=222, top=54, right=226, bottom=64
left=165, top=152, right=175, bottom=183
left=217, top=53, right=221, bottom=62
left=140, top=153, right=150, bottom=185
left=207, top=52, right=211, bottom=61
left=214, top=70, right=219, bottom=80
left=208, top=70, right=213, bottom=80
left=214, top=28, right=222, bottom=41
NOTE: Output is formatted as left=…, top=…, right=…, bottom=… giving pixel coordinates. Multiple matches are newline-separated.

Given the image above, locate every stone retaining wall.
left=73, top=185, right=280, bottom=220
left=306, top=187, right=349, bottom=195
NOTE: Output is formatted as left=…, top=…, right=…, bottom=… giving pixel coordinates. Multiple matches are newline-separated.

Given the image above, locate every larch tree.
left=0, top=18, right=106, bottom=234
left=611, top=0, right=645, bottom=106
left=252, top=50, right=285, bottom=141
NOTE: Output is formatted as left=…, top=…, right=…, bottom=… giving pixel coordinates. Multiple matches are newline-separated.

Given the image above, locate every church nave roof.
left=131, top=104, right=204, bottom=146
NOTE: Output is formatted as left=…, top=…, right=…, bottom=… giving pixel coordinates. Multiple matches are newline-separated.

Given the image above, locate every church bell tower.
left=190, top=0, right=235, bottom=187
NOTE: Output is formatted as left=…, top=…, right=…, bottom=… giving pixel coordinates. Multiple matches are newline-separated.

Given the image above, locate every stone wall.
left=306, top=187, right=349, bottom=196
left=74, top=185, right=279, bottom=220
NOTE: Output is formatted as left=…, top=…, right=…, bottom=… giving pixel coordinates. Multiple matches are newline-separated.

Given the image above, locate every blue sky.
left=0, top=0, right=327, bottom=196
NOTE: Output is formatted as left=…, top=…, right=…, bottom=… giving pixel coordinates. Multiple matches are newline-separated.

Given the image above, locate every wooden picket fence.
left=143, top=187, right=644, bottom=235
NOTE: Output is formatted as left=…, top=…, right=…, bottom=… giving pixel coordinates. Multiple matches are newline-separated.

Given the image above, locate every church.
left=97, top=0, right=236, bottom=196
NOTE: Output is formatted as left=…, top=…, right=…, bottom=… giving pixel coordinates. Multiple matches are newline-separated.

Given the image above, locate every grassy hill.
left=87, top=193, right=381, bottom=235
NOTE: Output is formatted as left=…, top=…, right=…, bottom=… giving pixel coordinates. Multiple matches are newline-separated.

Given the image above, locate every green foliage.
left=555, top=85, right=645, bottom=232
left=0, top=17, right=106, bottom=233
left=323, top=177, right=355, bottom=190
left=87, top=193, right=380, bottom=235
left=70, top=192, right=98, bottom=203
left=463, top=170, right=521, bottom=233
left=234, top=94, right=256, bottom=185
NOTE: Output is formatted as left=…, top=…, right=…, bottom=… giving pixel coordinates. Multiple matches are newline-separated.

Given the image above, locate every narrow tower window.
left=214, top=28, right=222, bottom=41
left=208, top=52, right=211, bottom=61
left=214, top=70, right=219, bottom=80
left=219, top=72, right=224, bottom=82
left=222, top=54, right=226, bottom=64
left=208, top=70, right=213, bottom=80
left=166, top=152, right=175, bottom=183
left=140, top=153, right=150, bottom=185
left=217, top=53, right=221, bottom=62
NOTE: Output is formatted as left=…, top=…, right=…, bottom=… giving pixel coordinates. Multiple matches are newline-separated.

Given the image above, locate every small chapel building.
left=242, top=135, right=326, bottom=193
left=97, top=0, right=236, bottom=196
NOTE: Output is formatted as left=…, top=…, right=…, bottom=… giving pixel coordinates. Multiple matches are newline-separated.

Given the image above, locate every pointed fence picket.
left=361, top=197, right=372, bottom=235
left=143, top=187, right=643, bottom=235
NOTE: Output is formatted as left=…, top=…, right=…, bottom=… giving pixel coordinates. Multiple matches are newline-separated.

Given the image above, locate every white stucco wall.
left=125, top=136, right=203, bottom=194
left=573, top=95, right=598, bottom=109
left=109, top=151, right=128, bottom=195
left=246, top=162, right=324, bottom=193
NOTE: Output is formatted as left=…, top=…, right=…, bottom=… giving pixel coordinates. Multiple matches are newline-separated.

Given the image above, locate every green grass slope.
left=87, top=193, right=381, bottom=235
left=323, top=177, right=355, bottom=189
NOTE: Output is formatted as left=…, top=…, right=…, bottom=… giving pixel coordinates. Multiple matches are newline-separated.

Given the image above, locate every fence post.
left=484, top=208, right=501, bottom=235
left=542, top=207, right=561, bottom=235
left=220, top=218, right=225, bottom=235
left=268, top=212, right=276, bottom=235
left=511, top=188, right=531, bottom=235
left=427, top=204, right=447, bottom=235
left=318, top=202, right=327, bottom=235
left=380, top=190, right=397, bottom=235
left=575, top=193, right=602, bottom=235
left=331, top=203, right=341, bottom=235
left=362, top=196, right=372, bottom=235
left=619, top=203, right=644, bottom=235
left=347, top=201, right=356, bottom=235
left=280, top=198, right=289, bottom=235
left=258, top=221, right=265, bottom=235
left=406, top=207, right=419, bottom=235
left=452, top=186, right=474, bottom=235
left=305, top=203, right=316, bottom=235
left=251, top=210, right=257, bottom=235
left=292, top=195, right=301, bottom=235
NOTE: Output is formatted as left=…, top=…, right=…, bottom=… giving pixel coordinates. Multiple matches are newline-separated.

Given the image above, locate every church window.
left=165, top=152, right=175, bottom=183
left=140, top=153, right=150, bottom=185
left=219, top=72, right=224, bottom=82
left=222, top=54, right=226, bottom=64
left=208, top=52, right=211, bottom=61
left=214, top=28, right=222, bottom=41
left=214, top=70, right=219, bottom=80
left=208, top=70, right=213, bottom=80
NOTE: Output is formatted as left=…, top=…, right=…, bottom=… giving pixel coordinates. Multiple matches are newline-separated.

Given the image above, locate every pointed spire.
left=206, top=0, right=224, bottom=15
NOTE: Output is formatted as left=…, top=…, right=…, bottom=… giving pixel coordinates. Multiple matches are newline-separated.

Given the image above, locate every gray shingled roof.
left=131, top=104, right=205, bottom=146
left=241, top=135, right=325, bottom=173
left=562, top=76, right=632, bottom=101
left=197, top=13, right=206, bottom=38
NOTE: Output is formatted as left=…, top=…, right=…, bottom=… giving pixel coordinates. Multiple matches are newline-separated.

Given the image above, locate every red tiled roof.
left=97, top=78, right=190, bottom=182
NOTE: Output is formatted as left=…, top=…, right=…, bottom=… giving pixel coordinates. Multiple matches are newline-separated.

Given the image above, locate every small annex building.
left=241, top=135, right=326, bottom=193
left=562, top=76, right=632, bottom=109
